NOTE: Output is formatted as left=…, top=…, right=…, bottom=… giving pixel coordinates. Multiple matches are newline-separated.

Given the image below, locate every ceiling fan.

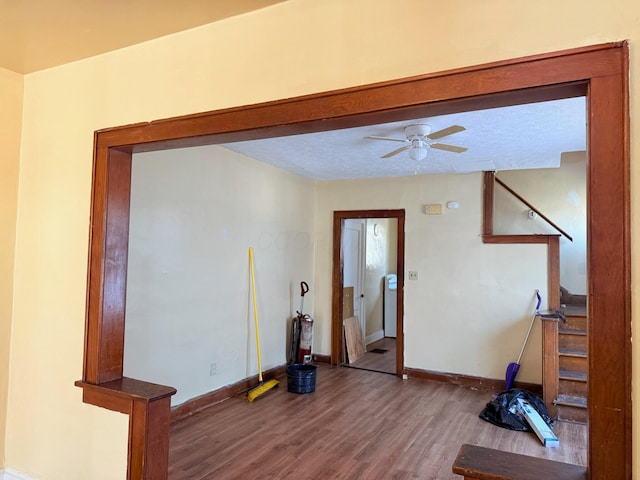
left=365, top=124, right=468, bottom=161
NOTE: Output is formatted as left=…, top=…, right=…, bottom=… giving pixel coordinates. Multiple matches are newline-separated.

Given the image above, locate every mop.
left=504, top=290, right=541, bottom=391
left=246, top=247, right=279, bottom=402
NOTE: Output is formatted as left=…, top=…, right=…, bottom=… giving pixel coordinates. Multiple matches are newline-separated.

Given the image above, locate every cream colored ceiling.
left=4, top=2, right=586, bottom=179
left=0, top=0, right=285, bottom=74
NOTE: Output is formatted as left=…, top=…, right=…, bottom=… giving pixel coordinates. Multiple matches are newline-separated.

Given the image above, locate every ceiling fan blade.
left=427, top=125, right=466, bottom=140
left=364, top=135, right=408, bottom=143
left=381, top=145, right=411, bottom=158
left=431, top=143, right=468, bottom=153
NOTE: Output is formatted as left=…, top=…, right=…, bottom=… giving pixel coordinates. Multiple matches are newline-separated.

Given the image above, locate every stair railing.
left=482, top=171, right=561, bottom=418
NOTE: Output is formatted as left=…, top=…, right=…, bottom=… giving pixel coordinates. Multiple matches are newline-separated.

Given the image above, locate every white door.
left=343, top=219, right=366, bottom=337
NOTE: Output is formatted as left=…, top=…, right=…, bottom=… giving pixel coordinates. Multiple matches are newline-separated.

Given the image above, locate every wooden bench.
left=452, top=444, right=587, bottom=480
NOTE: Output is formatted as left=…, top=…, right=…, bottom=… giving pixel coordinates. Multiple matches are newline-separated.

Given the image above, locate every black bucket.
left=286, top=364, right=317, bottom=394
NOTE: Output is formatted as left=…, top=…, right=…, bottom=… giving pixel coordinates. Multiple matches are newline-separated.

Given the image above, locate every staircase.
left=480, top=172, right=589, bottom=424
left=554, top=308, right=588, bottom=423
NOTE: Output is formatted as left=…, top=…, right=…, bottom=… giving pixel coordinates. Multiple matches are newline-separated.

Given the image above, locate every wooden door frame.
left=76, top=42, right=630, bottom=479
left=332, top=210, right=406, bottom=375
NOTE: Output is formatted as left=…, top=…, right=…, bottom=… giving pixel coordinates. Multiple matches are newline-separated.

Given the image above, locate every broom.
left=246, top=247, right=279, bottom=402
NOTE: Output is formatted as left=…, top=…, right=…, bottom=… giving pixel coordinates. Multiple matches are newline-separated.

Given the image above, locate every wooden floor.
left=347, top=337, right=396, bottom=374
left=169, top=365, right=587, bottom=479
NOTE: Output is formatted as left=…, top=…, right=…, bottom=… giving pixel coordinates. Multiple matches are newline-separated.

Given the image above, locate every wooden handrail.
left=494, top=176, right=573, bottom=242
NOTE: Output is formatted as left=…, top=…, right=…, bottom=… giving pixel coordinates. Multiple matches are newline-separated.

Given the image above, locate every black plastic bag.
left=479, top=389, right=553, bottom=432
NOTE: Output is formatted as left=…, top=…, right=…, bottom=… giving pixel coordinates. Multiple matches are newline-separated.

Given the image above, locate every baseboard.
left=404, top=367, right=543, bottom=395
left=311, top=353, right=331, bottom=364
left=1, top=468, right=38, bottom=480
left=365, top=329, right=384, bottom=346
left=171, top=364, right=286, bottom=423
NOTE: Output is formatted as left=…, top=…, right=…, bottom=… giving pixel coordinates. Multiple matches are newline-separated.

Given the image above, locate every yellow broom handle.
left=249, top=248, right=263, bottom=382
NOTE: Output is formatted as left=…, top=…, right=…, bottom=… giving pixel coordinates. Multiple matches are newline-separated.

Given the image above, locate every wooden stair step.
left=558, top=350, right=587, bottom=373
left=559, top=355, right=587, bottom=375
left=562, top=313, right=587, bottom=331
left=555, top=395, right=588, bottom=424
left=559, top=327, right=587, bottom=336
left=559, top=370, right=587, bottom=382
left=452, top=444, right=587, bottom=479
left=555, top=394, right=587, bottom=408
left=548, top=309, right=589, bottom=424
left=559, top=381, right=587, bottom=397
left=559, top=331, right=587, bottom=351
left=562, top=305, right=586, bottom=316
left=559, top=370, right=587, bottom=397
left=556, top=405, right=588, bottom=424
left=559, top=348, right=586, bottom=357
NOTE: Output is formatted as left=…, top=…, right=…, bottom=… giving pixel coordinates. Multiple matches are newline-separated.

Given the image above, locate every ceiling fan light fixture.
left=408, top=139, right=428, bottom=161
left=408, top=146, right=427, bottom=161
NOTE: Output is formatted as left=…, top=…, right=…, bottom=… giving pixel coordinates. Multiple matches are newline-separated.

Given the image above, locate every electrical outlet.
left=408, top=271, right=418, bottom=280
left=209, top=363, right=216, bottom=376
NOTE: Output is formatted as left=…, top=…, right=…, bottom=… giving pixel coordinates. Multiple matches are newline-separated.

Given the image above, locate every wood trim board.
left=170, top=364, right=285, bottom=422
left=452, top=444, right=587, bottom=479
left=77, top=42, right=630, bottom=479
left=405, top=367, right=543, bottom=396
left=344, top=316, right=365, bottom=364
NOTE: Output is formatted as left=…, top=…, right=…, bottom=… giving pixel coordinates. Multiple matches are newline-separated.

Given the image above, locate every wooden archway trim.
left=76, top=42, right=630, bottom=479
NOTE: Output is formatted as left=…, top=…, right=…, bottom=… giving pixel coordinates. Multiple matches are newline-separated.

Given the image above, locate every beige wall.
left=494, top=153, right=587, bottom=294
left=124, top=146, right=316, bottom=406
left=0, top=67, right=23, bottom=470
left=126, top=161, right=546, bottom=404
left=314, top=174, right=547, bottom=380
left=4, top=0, right=639, bottom=478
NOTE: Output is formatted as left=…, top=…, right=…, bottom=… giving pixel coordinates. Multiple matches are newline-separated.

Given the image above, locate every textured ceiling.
left=0, top=0, right=285, bottom=74
left=220, top=97, right=587, bottom=181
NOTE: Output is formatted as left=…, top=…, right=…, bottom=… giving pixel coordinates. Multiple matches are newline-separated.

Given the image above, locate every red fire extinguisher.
left=297, top=314, right=314, bottom=364
left=289, top=282, right=314, bottom=365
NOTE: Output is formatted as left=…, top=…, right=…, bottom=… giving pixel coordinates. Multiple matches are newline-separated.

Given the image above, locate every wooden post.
left=541, top=318, right=559, bottom=419
left=75, top=378, right=176, bottom=480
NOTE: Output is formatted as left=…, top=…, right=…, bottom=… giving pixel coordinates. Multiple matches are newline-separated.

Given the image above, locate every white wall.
left=364, top=218, right=397, bottom=338
left=314, top=173, right=547, bottom=383
left=494, top=152, right=587, bottom=294
left=124, top=146, right=316, bottom=406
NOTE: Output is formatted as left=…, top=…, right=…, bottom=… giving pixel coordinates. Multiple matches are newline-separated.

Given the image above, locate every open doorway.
left=341, top=217, right=399, bottom=375
left=333, top=210, right=405, bottom=376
